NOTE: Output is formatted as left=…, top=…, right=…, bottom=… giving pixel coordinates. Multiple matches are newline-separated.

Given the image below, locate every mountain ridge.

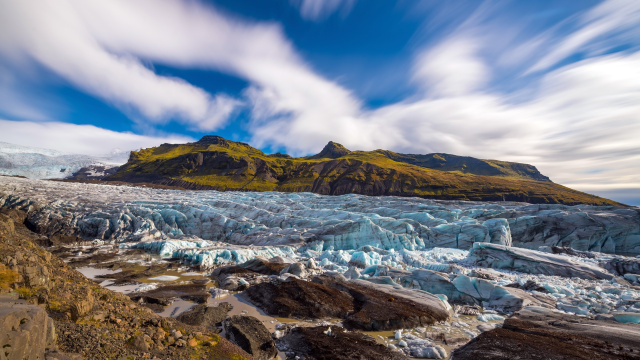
left=108, top=136, right=621, bottom=206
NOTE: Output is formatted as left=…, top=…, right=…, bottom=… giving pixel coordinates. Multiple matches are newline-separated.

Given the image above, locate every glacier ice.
left=1, top=176, right=639, bottom=320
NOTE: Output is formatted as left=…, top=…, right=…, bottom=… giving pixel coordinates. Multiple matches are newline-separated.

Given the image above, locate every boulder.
left=278, top=325, right=408, bottom=360
left=0, top=295, right=56, bottom=360
left=468, top=243, right=613, bottom=280
left=326, top=278, right=452, bottom=331
left=451, top=306, right=640, bottom=360
left=177, top=302, right=232, bottom=328
left=243, top=277, right=354, bottom=319
left=224, top=315, right=277, bottom=360
left=128, top=284, right=209, bottom=306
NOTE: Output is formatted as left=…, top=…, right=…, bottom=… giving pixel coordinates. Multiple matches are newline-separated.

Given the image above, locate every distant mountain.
left=108, top=135, right=620, bottom=205
left=0, top=142, right=125, bottom=180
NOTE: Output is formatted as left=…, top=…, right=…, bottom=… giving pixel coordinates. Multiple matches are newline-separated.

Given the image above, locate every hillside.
left=108, top=135, right=620, bottom=205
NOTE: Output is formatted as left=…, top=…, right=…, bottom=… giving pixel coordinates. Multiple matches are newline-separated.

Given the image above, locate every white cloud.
left=528, top=0, right=640, bottom=73
left=0, top=119, right=192, bottom=156
left=412, top=37, right=489, bottom=96
left=0, top=0, right=638, bottom=204
left=290, top=0, right=356, bottom=21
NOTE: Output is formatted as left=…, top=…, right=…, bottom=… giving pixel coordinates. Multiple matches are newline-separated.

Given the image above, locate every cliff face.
left=108, top=136, right=619, bottom=206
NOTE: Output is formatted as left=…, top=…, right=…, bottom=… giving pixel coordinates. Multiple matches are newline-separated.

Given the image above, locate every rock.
left=70, top=287, right=94, bottom=321
left=0, top=294, right=56, bottom=360
left=128, top=284, right=209, bottom=305
left=176, top=302, right=232, bottom=328
left=468, top=243, right=613, bottom=280
left=243, top=277, right=354, bottom=319
left=224, top=315, right=277, bottom=360
left=451, top=306, right=640, bottom=360
left=505, top=280, right=548, bottom=293
left=129, top=334, right=149, bottom=352
left=603, top=257, right=640, bottom=276
left=328, top=278, right=452, bottom=331
left=278, top=325, right=408, bottom=360
left=280, top=262, right=306, bottom=278
left=45, top=350, right=83, bottom=360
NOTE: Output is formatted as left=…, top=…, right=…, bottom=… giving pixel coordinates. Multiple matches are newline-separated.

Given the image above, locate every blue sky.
left=0, top=0, right=639, bottom=205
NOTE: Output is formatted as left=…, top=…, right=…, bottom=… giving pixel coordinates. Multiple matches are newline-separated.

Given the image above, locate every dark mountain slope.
left=107, top=136, right=620, bottom=206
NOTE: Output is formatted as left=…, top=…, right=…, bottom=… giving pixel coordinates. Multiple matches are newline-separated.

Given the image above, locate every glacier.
left=0, top=141, right=125, bottom=179
left=1, top=176, right=639, bottom=320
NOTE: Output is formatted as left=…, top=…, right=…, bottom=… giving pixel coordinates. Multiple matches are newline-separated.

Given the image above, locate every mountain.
left=108, top=135, right=620, bottom=205
left=0, top=142, right=125, bottom=179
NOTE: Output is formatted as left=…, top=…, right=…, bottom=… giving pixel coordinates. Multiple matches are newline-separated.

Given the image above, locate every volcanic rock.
left=278, top=325, right=408, bottom=360
left=451, top=306, right=640, bottom=360
left=224, top=315, right=277, bottom=360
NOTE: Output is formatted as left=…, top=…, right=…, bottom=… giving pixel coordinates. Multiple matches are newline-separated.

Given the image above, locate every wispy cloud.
left=290, top=0, right=356, bottom=21
left=0, top=0, right=638, bottom=203
left=0, top=119, right=193, bottom=156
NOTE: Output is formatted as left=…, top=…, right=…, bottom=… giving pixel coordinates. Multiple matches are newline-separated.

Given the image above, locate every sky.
left=0, top=0, right=638, bottom=205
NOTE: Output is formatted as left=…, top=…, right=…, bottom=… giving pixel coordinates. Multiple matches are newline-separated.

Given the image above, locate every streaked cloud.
left=0, top=119, right=192, bottom=156
left=0, top=0, right=638, bottom=204
left=290, top=0, right=356, bottom=21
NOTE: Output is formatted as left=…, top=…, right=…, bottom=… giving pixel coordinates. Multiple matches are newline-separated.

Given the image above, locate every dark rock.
left=243, top=277, right=354, bottom=319
left=245, top=276, right=451, bottom=331
left=603, top=257, right=640, bottom=276
left=324, top=278, right=452, bottom=331
left=177, top=303, right=232, bottom=328
left=279, top=325, right=408, bottom=360
left=309, top=141, right=351, bottom=159
left=451, top=306, right=640, bottom=360
left=224, top=315, right=277, bottom=360
left=212, top=257, right=288, bottom=290
left=505, top=280, right=549, bottom=293
left=128, top=284, right=209, bottom=306
left=0, top=294, right=56, bottom=360
left=551, top=246, right=596, bottom=258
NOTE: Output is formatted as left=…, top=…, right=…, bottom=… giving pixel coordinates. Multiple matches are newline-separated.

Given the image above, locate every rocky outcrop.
left=224, top=315, right=277, bottom=360
left=451, top=306, right=640, bottom=360
left=0, top=208, right=253, bottom=360
left=177, top=303, right=232, bottom=329
left=211, top=258, right=289, bottom=291
left=278, top=325, right=408, bottom=360
left=107, top=135, right=620, bottom=205
left=321, top=277, right=452, bottom=331
left=0, top=294, right=56, bottom=360
left=128, top=283, right=210, bottom=306
left=243, top=277, right=354, bottom=319
left=468, top=243, right=614, bottom=280
left=245, top=275, right=451, bottom=331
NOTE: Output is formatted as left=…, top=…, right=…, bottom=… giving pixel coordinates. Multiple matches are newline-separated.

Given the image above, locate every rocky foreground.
left=1, top=176, right=640, bottom=359
left=0, top=208, right=252, bottom=360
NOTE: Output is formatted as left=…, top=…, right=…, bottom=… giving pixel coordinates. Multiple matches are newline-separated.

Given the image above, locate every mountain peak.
left=196, top=135, right=228, bottom=146
left=310, top=141, right=351, bottom=159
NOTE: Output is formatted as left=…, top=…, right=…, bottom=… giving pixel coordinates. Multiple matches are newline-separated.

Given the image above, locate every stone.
left=176, top=303, right=232, bottom=328
left=451, top=306, right=640, bottom=360
left=0, top=294, right=56, bottom=360
left=224, top=316, right=277, bottom=360
left=279, top=325, right=408, bottom=360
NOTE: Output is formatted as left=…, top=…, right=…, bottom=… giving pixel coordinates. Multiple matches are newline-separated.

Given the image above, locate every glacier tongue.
left=1, top=176, right=640, bottom=319
left=1, top=177, right=638, bottom=259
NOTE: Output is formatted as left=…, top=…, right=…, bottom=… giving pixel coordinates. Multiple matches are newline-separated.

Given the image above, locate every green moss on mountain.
left=108, top=136, right=621, bottom=206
